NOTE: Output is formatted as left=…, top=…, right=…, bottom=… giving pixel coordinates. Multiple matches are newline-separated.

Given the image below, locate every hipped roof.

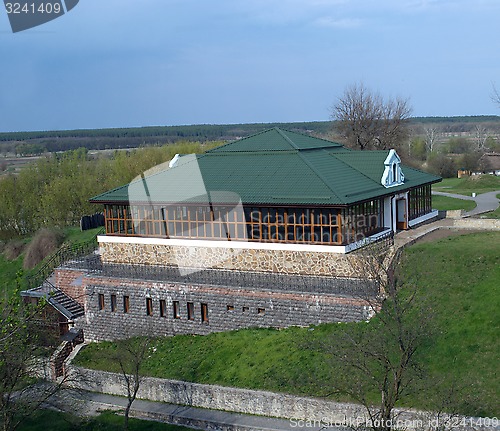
left=90, top=128, right=441, bottom=206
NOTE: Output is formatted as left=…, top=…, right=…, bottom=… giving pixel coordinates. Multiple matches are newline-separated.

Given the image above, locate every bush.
left=3, top=240, right=25, bottom=260
left=23, top=228, right=65, bottom=269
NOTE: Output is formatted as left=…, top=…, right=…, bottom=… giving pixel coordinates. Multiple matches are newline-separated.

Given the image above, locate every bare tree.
left=313, top=248, right=435, bottom=431
left=0, top=279, right=66, bottom=431
left=424, top=126, right=439, bottom=153
left=474, top=125, right=489, bottom=152
left=110, top=336, right=153, bottom=431
left=332, top=83, right=412, bottom=151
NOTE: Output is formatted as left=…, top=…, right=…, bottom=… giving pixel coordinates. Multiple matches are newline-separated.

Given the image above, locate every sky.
left=1, top=0, right=500, bottom=132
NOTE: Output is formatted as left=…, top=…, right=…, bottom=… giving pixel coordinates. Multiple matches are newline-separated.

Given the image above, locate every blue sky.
left=1, top=0, right=500, bottom=132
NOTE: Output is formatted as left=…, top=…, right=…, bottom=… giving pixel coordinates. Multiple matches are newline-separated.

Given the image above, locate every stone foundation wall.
left=81, top=274, right=375, bottom=341
left=100, top=242, right=365, bottom=277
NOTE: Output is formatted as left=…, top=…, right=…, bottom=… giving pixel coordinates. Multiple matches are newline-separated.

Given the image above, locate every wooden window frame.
left=187, top=302, right=195, bottom=321
left=201, top=303, right=209, bottom=324
left=110, top=294, right=117, bottom=312
left=98, top=293, right=105, bottom=311
left=173, top=301, right=180, bottom=319
left=123, top=295, right=130, bottom=313
left=159, top=299, right=167, bottom=318
left=146, top=298, right=153, bottom=316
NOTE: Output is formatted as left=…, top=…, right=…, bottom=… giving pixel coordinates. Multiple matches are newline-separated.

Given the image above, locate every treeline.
left=0, top=142, right=219, bottom=239
left=0, top=121, right=333, bottom=155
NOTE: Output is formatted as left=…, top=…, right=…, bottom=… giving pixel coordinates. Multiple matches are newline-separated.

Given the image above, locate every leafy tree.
left=332, top=83, right=412, bottom=151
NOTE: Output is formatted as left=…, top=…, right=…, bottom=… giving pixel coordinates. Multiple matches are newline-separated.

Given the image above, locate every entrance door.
left=396, top=198, right=408, bottom=230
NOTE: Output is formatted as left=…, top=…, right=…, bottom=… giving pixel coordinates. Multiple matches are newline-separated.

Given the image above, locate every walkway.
left=432, top=189, right=500, bottom=217
left=46, top=388, right=349, bottom=431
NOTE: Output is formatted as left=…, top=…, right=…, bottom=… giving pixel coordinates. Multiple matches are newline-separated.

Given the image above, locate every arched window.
left=392, top=163, right=398, bottom=183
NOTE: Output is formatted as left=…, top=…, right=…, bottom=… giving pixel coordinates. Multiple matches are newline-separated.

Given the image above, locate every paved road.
left=47, top=388, right=349, bottom=431
left=432, top=190, right=500, bottom=217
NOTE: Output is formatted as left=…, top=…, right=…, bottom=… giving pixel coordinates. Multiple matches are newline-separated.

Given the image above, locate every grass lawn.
left=75, top=232, right=500, bottom=418
left=19, top=410, right=192, bottom=431
left=431, top=194, right=476, bottom=211
left=433, top=175, right=500, bottom=195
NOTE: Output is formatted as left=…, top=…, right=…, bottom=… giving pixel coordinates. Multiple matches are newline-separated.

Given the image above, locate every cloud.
left=313, top=16, right=363, bottom=28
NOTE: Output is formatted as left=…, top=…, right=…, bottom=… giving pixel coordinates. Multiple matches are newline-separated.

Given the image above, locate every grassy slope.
left=433, top=176, right=500, bottom=195
left=0, top=227, right=102, bottom=296
left=432, top=195, right=476, bottom=211
left=75, top=232, right=500, bottom=417
left=19, top=410, right=192, bottom=431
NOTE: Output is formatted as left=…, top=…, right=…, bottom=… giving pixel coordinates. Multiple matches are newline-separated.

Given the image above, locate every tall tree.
left=332, top=83, right=412, bottom=151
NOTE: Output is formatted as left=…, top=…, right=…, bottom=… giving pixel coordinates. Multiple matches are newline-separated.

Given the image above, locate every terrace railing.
left=24, top=227, right=104, bottom=291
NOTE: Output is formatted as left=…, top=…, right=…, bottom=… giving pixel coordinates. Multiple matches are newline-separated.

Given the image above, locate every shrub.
left=23, top=228, right=65, bottom=269
left=3, top=240, right=25, bottom=260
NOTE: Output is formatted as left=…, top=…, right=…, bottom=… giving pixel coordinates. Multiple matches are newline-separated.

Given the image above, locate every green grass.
left=0, top=226, right=102, bottom=296
left=0, top=253, right=23, bottom=296
left=433, top=176, right=500, bottom=195
left=19, top=410, right=192, bottom=431
left=75, top=232, right=500, bottom=417
left=432, top=195, right=476, bottom=211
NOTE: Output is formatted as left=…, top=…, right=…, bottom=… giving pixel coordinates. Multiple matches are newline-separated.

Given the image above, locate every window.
left=227, top=305, right=234, bottom=312
left=201, top=303, right=209, bottom=323
left=123, top=295, right=130, bottom=313
left=242, top=306, right=249, bottom=312
left=110, top=294, right=117, bottom=312
left=257, top=308, right=265, bottom=315
left=187, top=302, right=195, bottom=321
left=146, top=298, right=153, bottom=316
left=159, top=299, right=167, bottom=318
left=98, top=294, right=105, bottom=311
left=173, top=301, right=180, bottom=319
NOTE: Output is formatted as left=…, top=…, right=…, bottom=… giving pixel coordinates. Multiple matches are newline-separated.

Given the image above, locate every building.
left=473, top=153, right=500, bottom=176
left=23, top=128, right=441, bottom=341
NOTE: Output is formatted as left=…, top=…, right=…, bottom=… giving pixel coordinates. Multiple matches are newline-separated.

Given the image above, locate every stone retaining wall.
left=454, top=218, right=500, bottom=230
left=68, top=366, right=499, bottom=431
left=99, top=242, right=366, bottom=277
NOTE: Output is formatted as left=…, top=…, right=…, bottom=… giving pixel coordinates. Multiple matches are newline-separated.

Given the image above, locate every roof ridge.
left=296, top=149, right=344, bottom=204
left=205, top=128, right=274, bottom=153
left=275, top=128, right=300, bottom=150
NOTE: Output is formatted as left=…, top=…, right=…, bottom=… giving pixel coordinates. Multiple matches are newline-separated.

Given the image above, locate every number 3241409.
left=5, top=2, right=62, bottom=14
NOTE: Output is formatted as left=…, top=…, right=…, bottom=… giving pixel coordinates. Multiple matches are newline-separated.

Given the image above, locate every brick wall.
left=81, top=274, right=376, bottom=341
left=55, top=268, right=85, bottom=305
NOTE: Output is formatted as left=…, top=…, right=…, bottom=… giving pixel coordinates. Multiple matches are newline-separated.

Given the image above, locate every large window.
left=104, top=204, right=344, bottom=245
left=340, top=199, right=384, bottom=243
left=408, top=185, right=432, bottom=220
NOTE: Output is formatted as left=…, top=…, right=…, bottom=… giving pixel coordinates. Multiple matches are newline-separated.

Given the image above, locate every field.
left=75, top=231, right=500, bottom=418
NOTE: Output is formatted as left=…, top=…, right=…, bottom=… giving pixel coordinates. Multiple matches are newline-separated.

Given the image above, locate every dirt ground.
left=412, top=228, right=481, bottom=244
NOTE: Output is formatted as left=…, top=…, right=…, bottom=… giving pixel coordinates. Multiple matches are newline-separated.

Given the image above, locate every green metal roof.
left=90, top=128, right=441, bottom=206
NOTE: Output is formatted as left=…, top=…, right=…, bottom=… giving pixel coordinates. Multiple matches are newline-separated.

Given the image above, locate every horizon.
left=2, top=114, right=500, bottom=135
